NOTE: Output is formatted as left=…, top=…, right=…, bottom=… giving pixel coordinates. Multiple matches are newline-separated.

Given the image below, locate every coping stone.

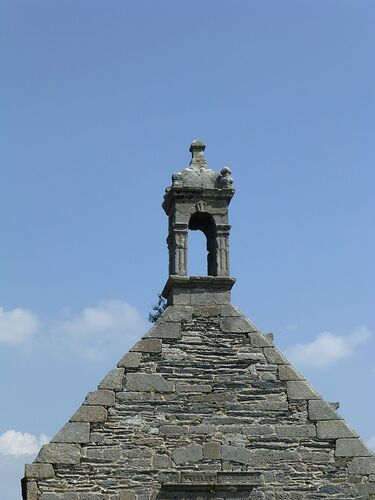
left=263, top=347, right=289, bottom=365
left=219, top=304, right=243, bottom=317
left=24, top=481, right=38, bottom=500
left=84, top=389, right=115, bottom=406
left=130, top=338, right=162, bottom=353
left=25, top=463, right=55, bottom=479
left=71, top=405, right=107, bottom=423
left=348, top=457, right=375, bottom=475
left=286, top=381, right=319, bottom=400
left=308, top=400, right=342, bottom=421
left=35, top=443, right=81, bottom=464
left=220, top=317, right=255, bottom=333
left=52, top=422, right=90, bottom=443
left=248, top=331, right=273, bottom=347
left=335, top=438, right=373, bottom=457
left=98, top=368, right=124, bottom=390
left=278, top=365, right=304, bottom=381
left=117, top=352, right=142, bottom=369
left=147, top=322, right=181, bottom=339
left=316, top=420, right=357, bottom=439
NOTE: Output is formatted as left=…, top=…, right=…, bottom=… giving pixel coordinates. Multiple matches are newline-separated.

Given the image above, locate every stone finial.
left=189, top=139, right=206, bottom=164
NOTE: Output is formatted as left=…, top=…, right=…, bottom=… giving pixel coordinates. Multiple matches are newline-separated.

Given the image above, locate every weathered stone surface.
left=98, top=368, right=124, bottom=390
left=176, top=383, right=211, bottom=393
left=263, top=347, right=289, bottom=365
left=248, top=331, right=272, bottom=347
left=52, top=422, right=90, bottom=443
left=35, top=443, right=80, bottom=464
left=335, top=438, right=373, bottom=457
left=317, top=420, right=357, bottom=439
left=40, top=494, right=78, bottom=500
left=125, top=373, right=174, bottom=392
left=221, top=445, right=251, bottom=464
left=160, top=305, right=193, bottom=322
left=203, top=441, right=221, bottom=459
left=219, top=304, right=243, bottom=317
left=159, top=424, right=188, bottom=436
left=220, top=316, right=255, bottom=333
left=192, top=305, right=220, bottom=317
left=348, top=457, right=375, bottom=474
left=24, top=312, right=374, bottom=499
left=152, top=454, right=174, bottom=469
left=71, top=405, right=107, bottom=423
left=117, top=352, right=142, bottom=369
left=119, top=491, right=137, bottom=500
left=147, top=322, right=181, bottom=339
left=84, top=389, right=115, bottom=406
left=25, top=463, right=55, bottom=479
left=172, top=444, right=203, bottom=464
left=24, top=481, right=38, bottom=500
left=276, top=424, right=316, bottom=438
left=308, top=399, right=342, bottom=421
left=158, top=471, right=180, bottom=484
left=278, top=364, right=303, bottom=381
left=130, top=338, right=162, bottom=353
left=286, top=381, right=319, bottom=400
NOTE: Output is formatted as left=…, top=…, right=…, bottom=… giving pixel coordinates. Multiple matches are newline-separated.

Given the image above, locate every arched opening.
left=188, top=212, right=217, bottom=276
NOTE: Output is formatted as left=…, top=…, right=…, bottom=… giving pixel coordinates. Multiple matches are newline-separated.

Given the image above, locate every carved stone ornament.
left=218, top=166, right=234, bottom=188
left=195, top=200, right=207, bottom=212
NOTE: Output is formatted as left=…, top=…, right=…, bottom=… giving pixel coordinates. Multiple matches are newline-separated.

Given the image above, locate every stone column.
left=168, top=223, right=188, bottom=276
left=216, top=225, right=231, bottom=277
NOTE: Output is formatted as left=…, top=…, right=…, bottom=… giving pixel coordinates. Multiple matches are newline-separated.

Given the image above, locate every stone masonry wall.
left=23, top=305, right=375, bottom=500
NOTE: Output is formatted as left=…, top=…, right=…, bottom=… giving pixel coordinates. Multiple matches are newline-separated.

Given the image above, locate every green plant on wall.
left=208, top=484, right=216, bottom=495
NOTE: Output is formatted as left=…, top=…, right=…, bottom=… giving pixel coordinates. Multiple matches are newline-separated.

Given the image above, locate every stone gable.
left=23, top=141, right=374, bottom=499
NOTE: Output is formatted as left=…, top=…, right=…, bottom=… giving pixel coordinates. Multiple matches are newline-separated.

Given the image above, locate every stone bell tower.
left=22, top=141, right=374, bottom=500
left=162, top=139, right=236, bottom=307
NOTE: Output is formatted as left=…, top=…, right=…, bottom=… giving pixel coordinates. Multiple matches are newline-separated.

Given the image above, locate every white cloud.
left=0, top=430, right=49, bottom=457
left=284, top=327, right=371, bottom=368
left=0, top=307, right=40, bottom=344
left=51, top=299, right=147, bottom=360
left=367, top=435, right=375, bottom=452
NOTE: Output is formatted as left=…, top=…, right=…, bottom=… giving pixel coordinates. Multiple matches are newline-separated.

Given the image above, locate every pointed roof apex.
left=189, top=139, right=206, bottom=159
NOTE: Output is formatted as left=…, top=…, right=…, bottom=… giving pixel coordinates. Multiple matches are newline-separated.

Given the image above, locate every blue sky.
left=1, top=1, right=374, bottom=498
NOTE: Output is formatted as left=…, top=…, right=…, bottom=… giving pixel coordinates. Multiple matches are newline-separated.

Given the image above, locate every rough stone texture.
left=52, top=422, right=90, bottom=443
left=286, top=380, right=320, bottom=400
left=335, top=438, right=373, bottom=457
left=71, top=405, right=107, bottom=423
left=130, top=338, right=162, bottom=353
left=147, top=322, right=181, bottom=339
left=316, top=420, right=357, bottom=439
left=25, top=463, right=55, bottom=479
left=24, top=306, right=374, bottom=499
left=278, top=364, right=303, bottom=381
left=22, top=141, right=374, bottom=498
left=117, top=352, right=142, bottom=369
left=84, top=389, right=115, bottom=406
left=125, top=373, right=175, bottom=392
left=35, top=443, right=80, bottom=464
left=309, top=399, right=342, bottom=421
left=98, top=368, right=124, bottom=390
